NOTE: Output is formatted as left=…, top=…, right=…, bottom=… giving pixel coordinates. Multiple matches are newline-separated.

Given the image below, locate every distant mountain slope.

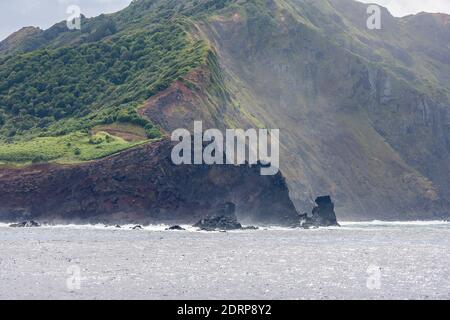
left=0, top=27, right=43, bottom=55
left=139, top=0, right=450, bottom=219
left=0, top=0, right=449, bottom=219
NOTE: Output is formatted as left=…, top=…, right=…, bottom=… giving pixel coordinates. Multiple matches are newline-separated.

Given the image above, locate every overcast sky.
left=0, top=0, right=449, bottom=41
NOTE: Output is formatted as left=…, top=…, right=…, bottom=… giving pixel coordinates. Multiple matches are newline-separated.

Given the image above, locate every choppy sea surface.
left=0, top=221, right=449, bottom=300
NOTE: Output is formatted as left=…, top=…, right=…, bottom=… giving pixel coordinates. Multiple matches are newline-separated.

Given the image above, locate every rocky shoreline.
left=8, top=196, right=340, bottom=231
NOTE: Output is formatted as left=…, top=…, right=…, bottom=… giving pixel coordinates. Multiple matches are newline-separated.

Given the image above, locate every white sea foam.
left=0, top=222, right=190, bottom=232
left=1, top=220, right=448, bottom=232
left=341, top=220, right=449, bottom=227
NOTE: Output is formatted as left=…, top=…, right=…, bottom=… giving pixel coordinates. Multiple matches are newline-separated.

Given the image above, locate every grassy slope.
left=0, top=131, right=151, bottom=165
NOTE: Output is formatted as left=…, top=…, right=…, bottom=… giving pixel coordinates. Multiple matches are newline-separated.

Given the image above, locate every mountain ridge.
left=0, top=0, right=449, bottom=220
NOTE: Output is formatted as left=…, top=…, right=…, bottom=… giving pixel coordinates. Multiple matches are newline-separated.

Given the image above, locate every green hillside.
left=0, top=0, right=231, bottom=163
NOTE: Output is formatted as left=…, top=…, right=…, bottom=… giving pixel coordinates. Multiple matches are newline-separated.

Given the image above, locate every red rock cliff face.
left=0, top=140, right=299, bottom=226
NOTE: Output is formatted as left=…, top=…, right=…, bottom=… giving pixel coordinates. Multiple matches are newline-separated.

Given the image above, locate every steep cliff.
left=139, top=0, right=450, bottom=219
left=0, top=140, right=299, bottom=226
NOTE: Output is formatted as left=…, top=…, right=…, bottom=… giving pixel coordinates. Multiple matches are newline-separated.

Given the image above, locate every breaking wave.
left=341, top=220, right=449, bottom=227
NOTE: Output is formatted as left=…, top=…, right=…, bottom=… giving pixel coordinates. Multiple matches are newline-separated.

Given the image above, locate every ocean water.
left=0, top=221, right=449, bottom=300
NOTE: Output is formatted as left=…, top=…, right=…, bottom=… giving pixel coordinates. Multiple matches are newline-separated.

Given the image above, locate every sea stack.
left=311, top=196, right=340, bottom=227
left=301, top=196, right=340, bottom=228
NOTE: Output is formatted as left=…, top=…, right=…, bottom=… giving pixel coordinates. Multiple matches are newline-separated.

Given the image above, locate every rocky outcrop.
left=193, top=202, right=262, bottom=231
left=312, top=196, right=339, bottom=227
left=9, top=221, right=41, bottom=228
left=0, top=140, right=299, bottom=226
left=166, top=225, right=186, bottom=231
left=300, top=196, right=340, bottom=228
left=194, top=215, right=242, bottom=231
left=193, top=202, right=243, bottom=231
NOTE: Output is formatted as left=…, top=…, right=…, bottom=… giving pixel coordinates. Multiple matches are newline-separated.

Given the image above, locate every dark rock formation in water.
left=193, top=202, right=260, bottom=231
left=9, top=221, right=41, bottom=228
left=312, top=196, right=340, bottom=227
left=241, top=226, right=259, bottom=230
left=166, top=225, right=186, bottom=231
left=301, top=196, right=340, bottom=228
left=0, top=140, right=299, bottom=226
left=194, top=215, right=242, bottom=231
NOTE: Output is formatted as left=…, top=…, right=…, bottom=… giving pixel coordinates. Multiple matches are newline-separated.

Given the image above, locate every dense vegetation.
left=0, top=22, right=207, bottom=140
left=0, top=0, right=241, bottom=163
